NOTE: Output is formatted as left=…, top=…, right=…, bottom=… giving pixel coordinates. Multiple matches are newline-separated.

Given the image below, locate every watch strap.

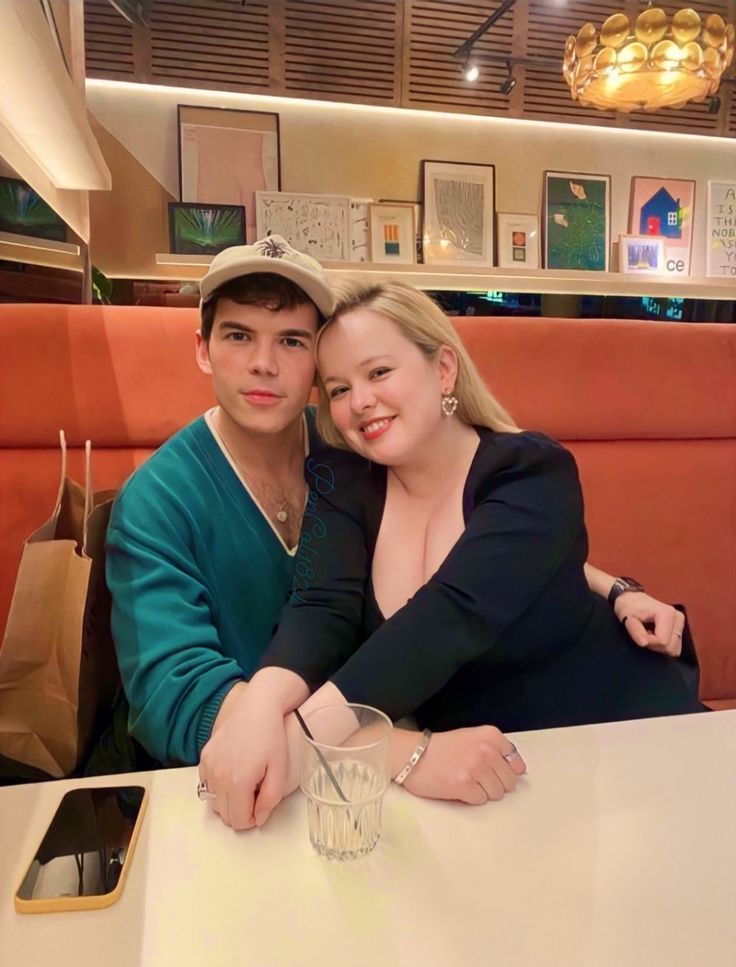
left=608, top=576, right=645, bottom=606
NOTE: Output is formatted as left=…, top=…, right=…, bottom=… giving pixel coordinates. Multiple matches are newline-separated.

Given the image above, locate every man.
left=108, top=235, right=685, bottom=823
left=107, top=236, right=332, bottom=765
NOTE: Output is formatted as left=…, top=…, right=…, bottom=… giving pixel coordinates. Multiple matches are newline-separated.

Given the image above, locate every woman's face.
left=318, top=308, right=453, bottom=465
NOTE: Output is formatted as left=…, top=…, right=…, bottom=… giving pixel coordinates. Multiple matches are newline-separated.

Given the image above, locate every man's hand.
left=401, top=726, right=527, bottom=804
left=614, top=591, right=685, bottom=657
left=199, top=679, right=290, bottom=830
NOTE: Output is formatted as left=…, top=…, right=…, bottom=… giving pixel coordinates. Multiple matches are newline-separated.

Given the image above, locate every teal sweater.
left=107, top=414, right=307, bottom=765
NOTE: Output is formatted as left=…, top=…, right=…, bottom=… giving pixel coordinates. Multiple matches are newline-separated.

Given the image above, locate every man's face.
left=196, top=297, right=318, bottom=436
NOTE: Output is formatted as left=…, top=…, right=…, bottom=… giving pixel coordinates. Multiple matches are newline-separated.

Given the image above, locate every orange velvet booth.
left=1, top=305, right=734, bottom=709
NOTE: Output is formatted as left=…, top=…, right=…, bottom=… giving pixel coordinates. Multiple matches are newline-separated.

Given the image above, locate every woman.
left=200, top=281, right=703, bottom=829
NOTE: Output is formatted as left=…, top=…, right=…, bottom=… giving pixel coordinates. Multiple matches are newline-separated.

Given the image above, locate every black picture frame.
left=177, top=105, right=281, bottom=244
left=168, top=202, right=246, bottom=256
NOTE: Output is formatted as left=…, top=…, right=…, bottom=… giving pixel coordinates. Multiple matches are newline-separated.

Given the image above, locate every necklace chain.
left=211, top=412, right=305, bottom=533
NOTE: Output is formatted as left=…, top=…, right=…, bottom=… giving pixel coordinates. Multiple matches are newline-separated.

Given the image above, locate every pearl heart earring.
left=441, top=394, right=458, bottom=417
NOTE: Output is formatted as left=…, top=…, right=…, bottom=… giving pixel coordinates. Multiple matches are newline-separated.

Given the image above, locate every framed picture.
left=350, top=198, right=372, bottom=263
left=369, top=203, right=416, bottom=264
left=543, top=172, right=610, bottom=271
left=178, top=105, right=280, bottom=243
left=255, top=192, right=351, bottom=262
left=618, top=234, right=666, bottom=275
left=706, top=181, right=736, bottom=279
left=496, top=213, right=540, bottom=269
left=628, top=176, right=695, bottom=277
left=379, top=198, right=422, bottom=261
left=168, top=203, right=246, bottom=256
left=421, top=160, right=495, bottom=267
left=0, top=176, right=67, bottom=242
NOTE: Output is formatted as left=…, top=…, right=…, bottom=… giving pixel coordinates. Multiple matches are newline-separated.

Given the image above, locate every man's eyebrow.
left=215, top=322, right=313, bottom=339
left=279, top=329, right=314, bottom=339
left=217, top=321, right=252, bottom=332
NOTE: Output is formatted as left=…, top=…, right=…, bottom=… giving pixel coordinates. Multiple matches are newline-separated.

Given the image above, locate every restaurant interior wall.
left=86, top=80, right=736, bottom=282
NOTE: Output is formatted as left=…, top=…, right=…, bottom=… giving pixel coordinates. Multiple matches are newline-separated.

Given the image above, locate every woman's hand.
left=198, top=672, right=304, bottom=830
left=401, top=726, right=526, bottom=804
left=614, top=592, right=685, bottom=657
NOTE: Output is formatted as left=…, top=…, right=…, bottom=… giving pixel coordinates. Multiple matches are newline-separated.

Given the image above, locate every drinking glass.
left=299, top=703, right=392, bottom=860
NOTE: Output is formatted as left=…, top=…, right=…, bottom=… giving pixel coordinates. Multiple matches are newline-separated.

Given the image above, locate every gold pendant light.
left=563, top=7, right=734, bottom=112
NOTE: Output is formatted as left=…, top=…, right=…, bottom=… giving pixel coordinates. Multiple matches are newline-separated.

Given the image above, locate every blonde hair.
left=315, top=280, right=518, bottom=449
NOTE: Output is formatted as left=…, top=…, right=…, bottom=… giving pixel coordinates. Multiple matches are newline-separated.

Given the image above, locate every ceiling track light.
left=464, top=61, right=480, bottom=82
left=453, top=0, right=518, bottom=83
left=499, top=61, right=517, bottom=95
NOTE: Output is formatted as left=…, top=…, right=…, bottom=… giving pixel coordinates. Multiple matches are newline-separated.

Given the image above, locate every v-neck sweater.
left=107, top=411, right=317, bottom=765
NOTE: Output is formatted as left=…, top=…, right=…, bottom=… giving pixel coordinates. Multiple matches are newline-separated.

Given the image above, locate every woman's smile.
left=359, top=416, right=396, bottom=440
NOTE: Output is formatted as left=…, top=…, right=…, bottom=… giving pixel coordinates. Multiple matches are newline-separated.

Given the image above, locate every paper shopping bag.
left=0, top=432, right=119, bottom=779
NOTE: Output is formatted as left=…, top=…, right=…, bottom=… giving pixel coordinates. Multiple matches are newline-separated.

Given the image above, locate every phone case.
left=14, top=785, right=149, bottom=914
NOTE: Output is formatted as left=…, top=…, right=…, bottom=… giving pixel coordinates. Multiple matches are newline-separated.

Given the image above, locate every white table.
left=1, top=711, right=734, bottom=967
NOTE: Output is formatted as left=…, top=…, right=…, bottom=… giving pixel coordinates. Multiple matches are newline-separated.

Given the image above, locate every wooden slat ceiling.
left=284, top=0, right=399, bottom=102
left=84, top=0, right=736, bottom=137
left=149, top=0, right=270, bottom=89
left=84, top=0, right=135, bottom=77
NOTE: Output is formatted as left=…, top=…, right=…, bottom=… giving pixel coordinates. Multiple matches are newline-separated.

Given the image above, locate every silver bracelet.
left=394, top=728, right=433, bottom=785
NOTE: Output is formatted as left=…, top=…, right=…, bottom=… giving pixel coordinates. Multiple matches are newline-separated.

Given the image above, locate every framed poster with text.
left=706, top=181, right=736, bottom=279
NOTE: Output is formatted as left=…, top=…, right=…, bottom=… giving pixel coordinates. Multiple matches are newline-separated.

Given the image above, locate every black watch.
left=608, top=576, right=645, bottom=606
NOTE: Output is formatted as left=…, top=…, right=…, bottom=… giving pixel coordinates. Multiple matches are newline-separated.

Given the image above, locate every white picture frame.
left=496, top=213, right=540, bottom=269
left=349, top=198, right=372, bottom=263
left=369, top=203, right=416, bottom=264
left=618, top=234, right=666, bottom=275
left=255, top=191, right=351, bottom=262
left=706, top=181, right=736, bottom=280
left=421, top=160, right=495, bottom=268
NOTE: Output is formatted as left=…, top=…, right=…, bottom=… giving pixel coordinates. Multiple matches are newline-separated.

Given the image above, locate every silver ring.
left=197, top=779, right=216, bottom=801
left=502, top=742, right=519, bottom=764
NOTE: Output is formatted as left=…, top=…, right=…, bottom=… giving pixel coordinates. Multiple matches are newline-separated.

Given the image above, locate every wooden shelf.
left=0, top=231, right=83, bottom=272
left=322, top=263, right=736, bottom=301
left=143, top=256, right=736, bottom=300
left=0, top=231, right=80, bottom=256
left=155, top=253, right=214, bottom=266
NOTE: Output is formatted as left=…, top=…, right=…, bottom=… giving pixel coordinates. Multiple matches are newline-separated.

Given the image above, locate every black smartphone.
left=14, top=785, right=148, bottom=914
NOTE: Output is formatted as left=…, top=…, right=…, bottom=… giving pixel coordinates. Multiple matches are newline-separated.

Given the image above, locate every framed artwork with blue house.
left=628, top=177, right=695, bottom=277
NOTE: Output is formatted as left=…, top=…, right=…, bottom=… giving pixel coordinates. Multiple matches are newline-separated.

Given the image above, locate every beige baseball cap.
left=199, top=235, right=335, bottom=317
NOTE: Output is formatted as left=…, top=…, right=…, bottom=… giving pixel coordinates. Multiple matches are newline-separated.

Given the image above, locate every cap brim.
left=200, top=255, right=335, bottom=317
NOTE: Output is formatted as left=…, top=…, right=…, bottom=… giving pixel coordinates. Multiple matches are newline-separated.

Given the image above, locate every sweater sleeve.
left=256, top=450, right=374, bottom=687
left=330, top=435, right=585, bottom=720
left=106, top=476, right=245, bottom=765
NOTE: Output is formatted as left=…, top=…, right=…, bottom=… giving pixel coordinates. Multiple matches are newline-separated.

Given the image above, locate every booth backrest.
left=1, top=304, right=734, bottom=707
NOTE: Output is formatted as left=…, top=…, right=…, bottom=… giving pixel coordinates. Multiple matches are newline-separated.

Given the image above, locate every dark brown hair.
left=200, top=273, right=320, bottom=341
